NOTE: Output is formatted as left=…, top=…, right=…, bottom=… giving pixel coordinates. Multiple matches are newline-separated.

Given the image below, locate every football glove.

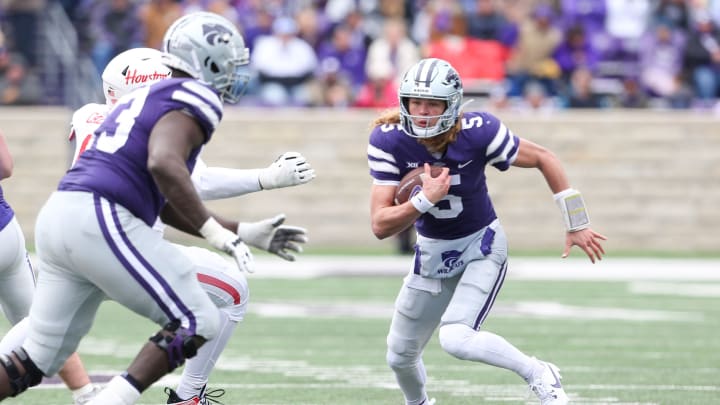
left=237, top=214, right=307, bottom=261
left=199, top=217, right=255, bottom=273
left=258, top=151, right=315, bottom=190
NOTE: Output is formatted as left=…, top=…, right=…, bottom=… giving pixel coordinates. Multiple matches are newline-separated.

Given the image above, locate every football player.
left=0, top=130, right=100, bottom=404
left=75, top=47, right=313, bottom=404
left=367, top=58, right=606, bottom=405
left=0, top=12, right=310, bottom=405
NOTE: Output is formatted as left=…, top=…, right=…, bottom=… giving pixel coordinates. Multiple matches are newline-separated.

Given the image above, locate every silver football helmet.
left=162, top=12, right=250, bottom=103
left=102, top=47, right=171, bottom=106
left=398, top=58, right=463, bottom=138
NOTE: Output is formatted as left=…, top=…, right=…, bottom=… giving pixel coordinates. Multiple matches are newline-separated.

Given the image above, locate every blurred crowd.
left=2, top=0, right=720, bottom=110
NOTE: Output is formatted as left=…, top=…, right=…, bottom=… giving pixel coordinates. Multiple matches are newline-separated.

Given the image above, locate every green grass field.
left=1, top=263, right=718, bottom=405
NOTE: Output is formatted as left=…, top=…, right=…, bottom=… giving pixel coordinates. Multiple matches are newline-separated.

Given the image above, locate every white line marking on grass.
left=245, top=256, right=720, bottom=281
left=629, top=282, right=720, bottom=297
left=250, top=300, right=703, bottom=322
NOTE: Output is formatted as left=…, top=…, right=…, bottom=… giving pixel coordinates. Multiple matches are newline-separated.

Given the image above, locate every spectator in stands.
left=521, top=80, right=558, bottom=113
left=1, top=0, right=45, bottom=70
left=364, top=17, right=419, bottom=86
left=615, top=76, right=650, bottom=108
left=90, top=0, right=144, bottom=72
left=239, top=5, right=275, bottom=51
left=682, top=12, right=720, bottom=104
left=603, top=0, right=652, bottom=63
left=637, top=20, right=687, bottom=103
left=138, top=0, right=184, bottom=49
left=362, top=0, right=413, bottom=43
left=307, top=57, right=354, bottom=107
left=465, top=0, right=515, bottom=46
left=564, top=66, right=607, bottom=108
left=653, top=0, right=691, bottom=32
left=316, top=23, right=368, bottom=91
left=295, top=6, right=332, bottom=51
left=353, top=58, right=398, bottom=109
left=505, top=4, right=562, bottom=97
left=558, top=0, right=607, bottom=33
left=0, top=44, right=42, bottom=105
left=251, top=16, right=318, bottom=106
left=553, top=24, right=600, bottom=87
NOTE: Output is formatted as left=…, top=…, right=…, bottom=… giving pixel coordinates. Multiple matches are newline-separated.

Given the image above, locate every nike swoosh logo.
left=458, top=160, right=473, bottom=169
left=549, top=365, right=562, bottom=388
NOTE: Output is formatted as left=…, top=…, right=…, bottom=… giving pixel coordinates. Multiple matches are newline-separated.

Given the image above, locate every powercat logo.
left=437, top=250, right=463, bottom=274
left=203, top=23, right=233, bottom=45
left=123, top=68, right=170, bottom=85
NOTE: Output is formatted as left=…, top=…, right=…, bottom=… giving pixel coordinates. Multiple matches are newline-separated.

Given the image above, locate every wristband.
left=410, top=191, right=434, bottom=213
left=553, top=188, right=590, bottom=232
left=199, top=217, right=229, bottom=249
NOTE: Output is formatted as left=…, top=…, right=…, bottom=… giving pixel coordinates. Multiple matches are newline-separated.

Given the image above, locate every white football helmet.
left=102, top=47, right=172, bottom=106
left=398, top=58, right=464, bottom=138
left=161, top=12, right=250, bottom=103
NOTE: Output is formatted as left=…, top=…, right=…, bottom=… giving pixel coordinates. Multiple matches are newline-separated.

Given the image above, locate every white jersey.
left=69, top=103, right=108, bottom=166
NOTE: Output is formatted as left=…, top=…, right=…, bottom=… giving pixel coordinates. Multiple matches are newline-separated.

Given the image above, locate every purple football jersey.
left=0, top=185, right=13, bottom=231
left=367, top=111, right=519, bottom=239
left=59, top=78, right=223, bottom=226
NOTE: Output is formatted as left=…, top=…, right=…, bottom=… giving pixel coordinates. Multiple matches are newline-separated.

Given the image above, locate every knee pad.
left=386, top=333, right=422, bottom=370
left=149, top=321, right=204, bottom=371
left=438, top=323, right=475, bottom=360
left=0, top=348, right=43, bottom=396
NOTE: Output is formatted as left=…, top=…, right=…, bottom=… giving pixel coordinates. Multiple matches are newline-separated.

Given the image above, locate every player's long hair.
left=372, top=109, right=464, bottom=154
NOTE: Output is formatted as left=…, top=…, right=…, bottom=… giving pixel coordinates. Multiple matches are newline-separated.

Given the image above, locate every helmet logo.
left=443, top=69, right=461, bottom=90
left=123, top=68, right=170, bottom=85
left=203, top=23, right=233, bottom=45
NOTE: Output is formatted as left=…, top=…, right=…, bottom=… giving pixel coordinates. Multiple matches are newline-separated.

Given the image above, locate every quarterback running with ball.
left=367, top=58, right=606, bottom=405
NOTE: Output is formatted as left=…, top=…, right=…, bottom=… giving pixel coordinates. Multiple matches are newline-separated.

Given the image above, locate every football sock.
left=86, top=375, right=140, bottom=405
left=438, top=324, right=541, bottom=380
left=0, top=317, right=27, bottom=354
left=176, top=310, right=237, bottom=399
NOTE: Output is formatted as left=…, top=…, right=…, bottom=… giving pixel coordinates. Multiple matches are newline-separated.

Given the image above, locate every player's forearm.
left=151, top=161, right=211, bottom=231
left=371, top=204, right=421, bottom=240
left=536, top=153, right=571, bottom=194
left=191, top=166, right=262, bottom=200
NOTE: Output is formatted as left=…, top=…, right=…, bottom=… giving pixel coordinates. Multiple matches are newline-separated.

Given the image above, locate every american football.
left=394, top=165, right=445, bottom=205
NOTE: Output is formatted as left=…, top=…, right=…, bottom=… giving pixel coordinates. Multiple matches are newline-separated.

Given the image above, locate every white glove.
left=258, top=152, right=315, bottom=190
left=237, top=214, right=307, bottom=261
left=199, top=217, right=255, bottom=273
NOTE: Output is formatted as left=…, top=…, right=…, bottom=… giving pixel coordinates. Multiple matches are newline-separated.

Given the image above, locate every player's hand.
left=419, top=163, right=450, bottom=204
left=237, top=214, right=307, bottom=261
left=562, top=228, right=607, bottom=263
left=199, top=218, right=256, bottom=272
left=258, top=152, right=315, bottom=189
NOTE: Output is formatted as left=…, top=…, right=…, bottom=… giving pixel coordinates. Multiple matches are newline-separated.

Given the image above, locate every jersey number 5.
left=427, top=174, right=463, bottom=219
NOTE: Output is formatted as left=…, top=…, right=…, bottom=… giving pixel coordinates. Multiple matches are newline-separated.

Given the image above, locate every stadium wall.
left=1, top=107, right=718, bottom=255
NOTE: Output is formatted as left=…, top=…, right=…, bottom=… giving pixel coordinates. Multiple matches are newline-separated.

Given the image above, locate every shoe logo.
left=549, top=366, right=562, bottom=389
left=458, top=160, right=473, bottom=169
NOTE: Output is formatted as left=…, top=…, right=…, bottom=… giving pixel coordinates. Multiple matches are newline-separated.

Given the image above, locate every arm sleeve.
left=191, top=158, right=262, bottom=200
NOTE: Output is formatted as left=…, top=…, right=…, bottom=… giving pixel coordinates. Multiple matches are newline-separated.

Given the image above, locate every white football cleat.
left=528, top=360, right=569, bottom=405
left=74, top=384, right=102, bottom=405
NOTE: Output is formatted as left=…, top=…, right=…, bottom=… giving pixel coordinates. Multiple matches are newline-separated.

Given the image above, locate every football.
left=394, top=165, right=445, bottom=205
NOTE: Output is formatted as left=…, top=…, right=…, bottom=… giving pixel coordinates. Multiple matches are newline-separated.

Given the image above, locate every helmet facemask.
left=162, top=12, right=250, bottom=104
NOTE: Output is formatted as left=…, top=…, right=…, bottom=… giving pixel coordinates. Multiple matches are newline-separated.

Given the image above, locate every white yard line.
left=249, top=256, right=720, bottom=281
